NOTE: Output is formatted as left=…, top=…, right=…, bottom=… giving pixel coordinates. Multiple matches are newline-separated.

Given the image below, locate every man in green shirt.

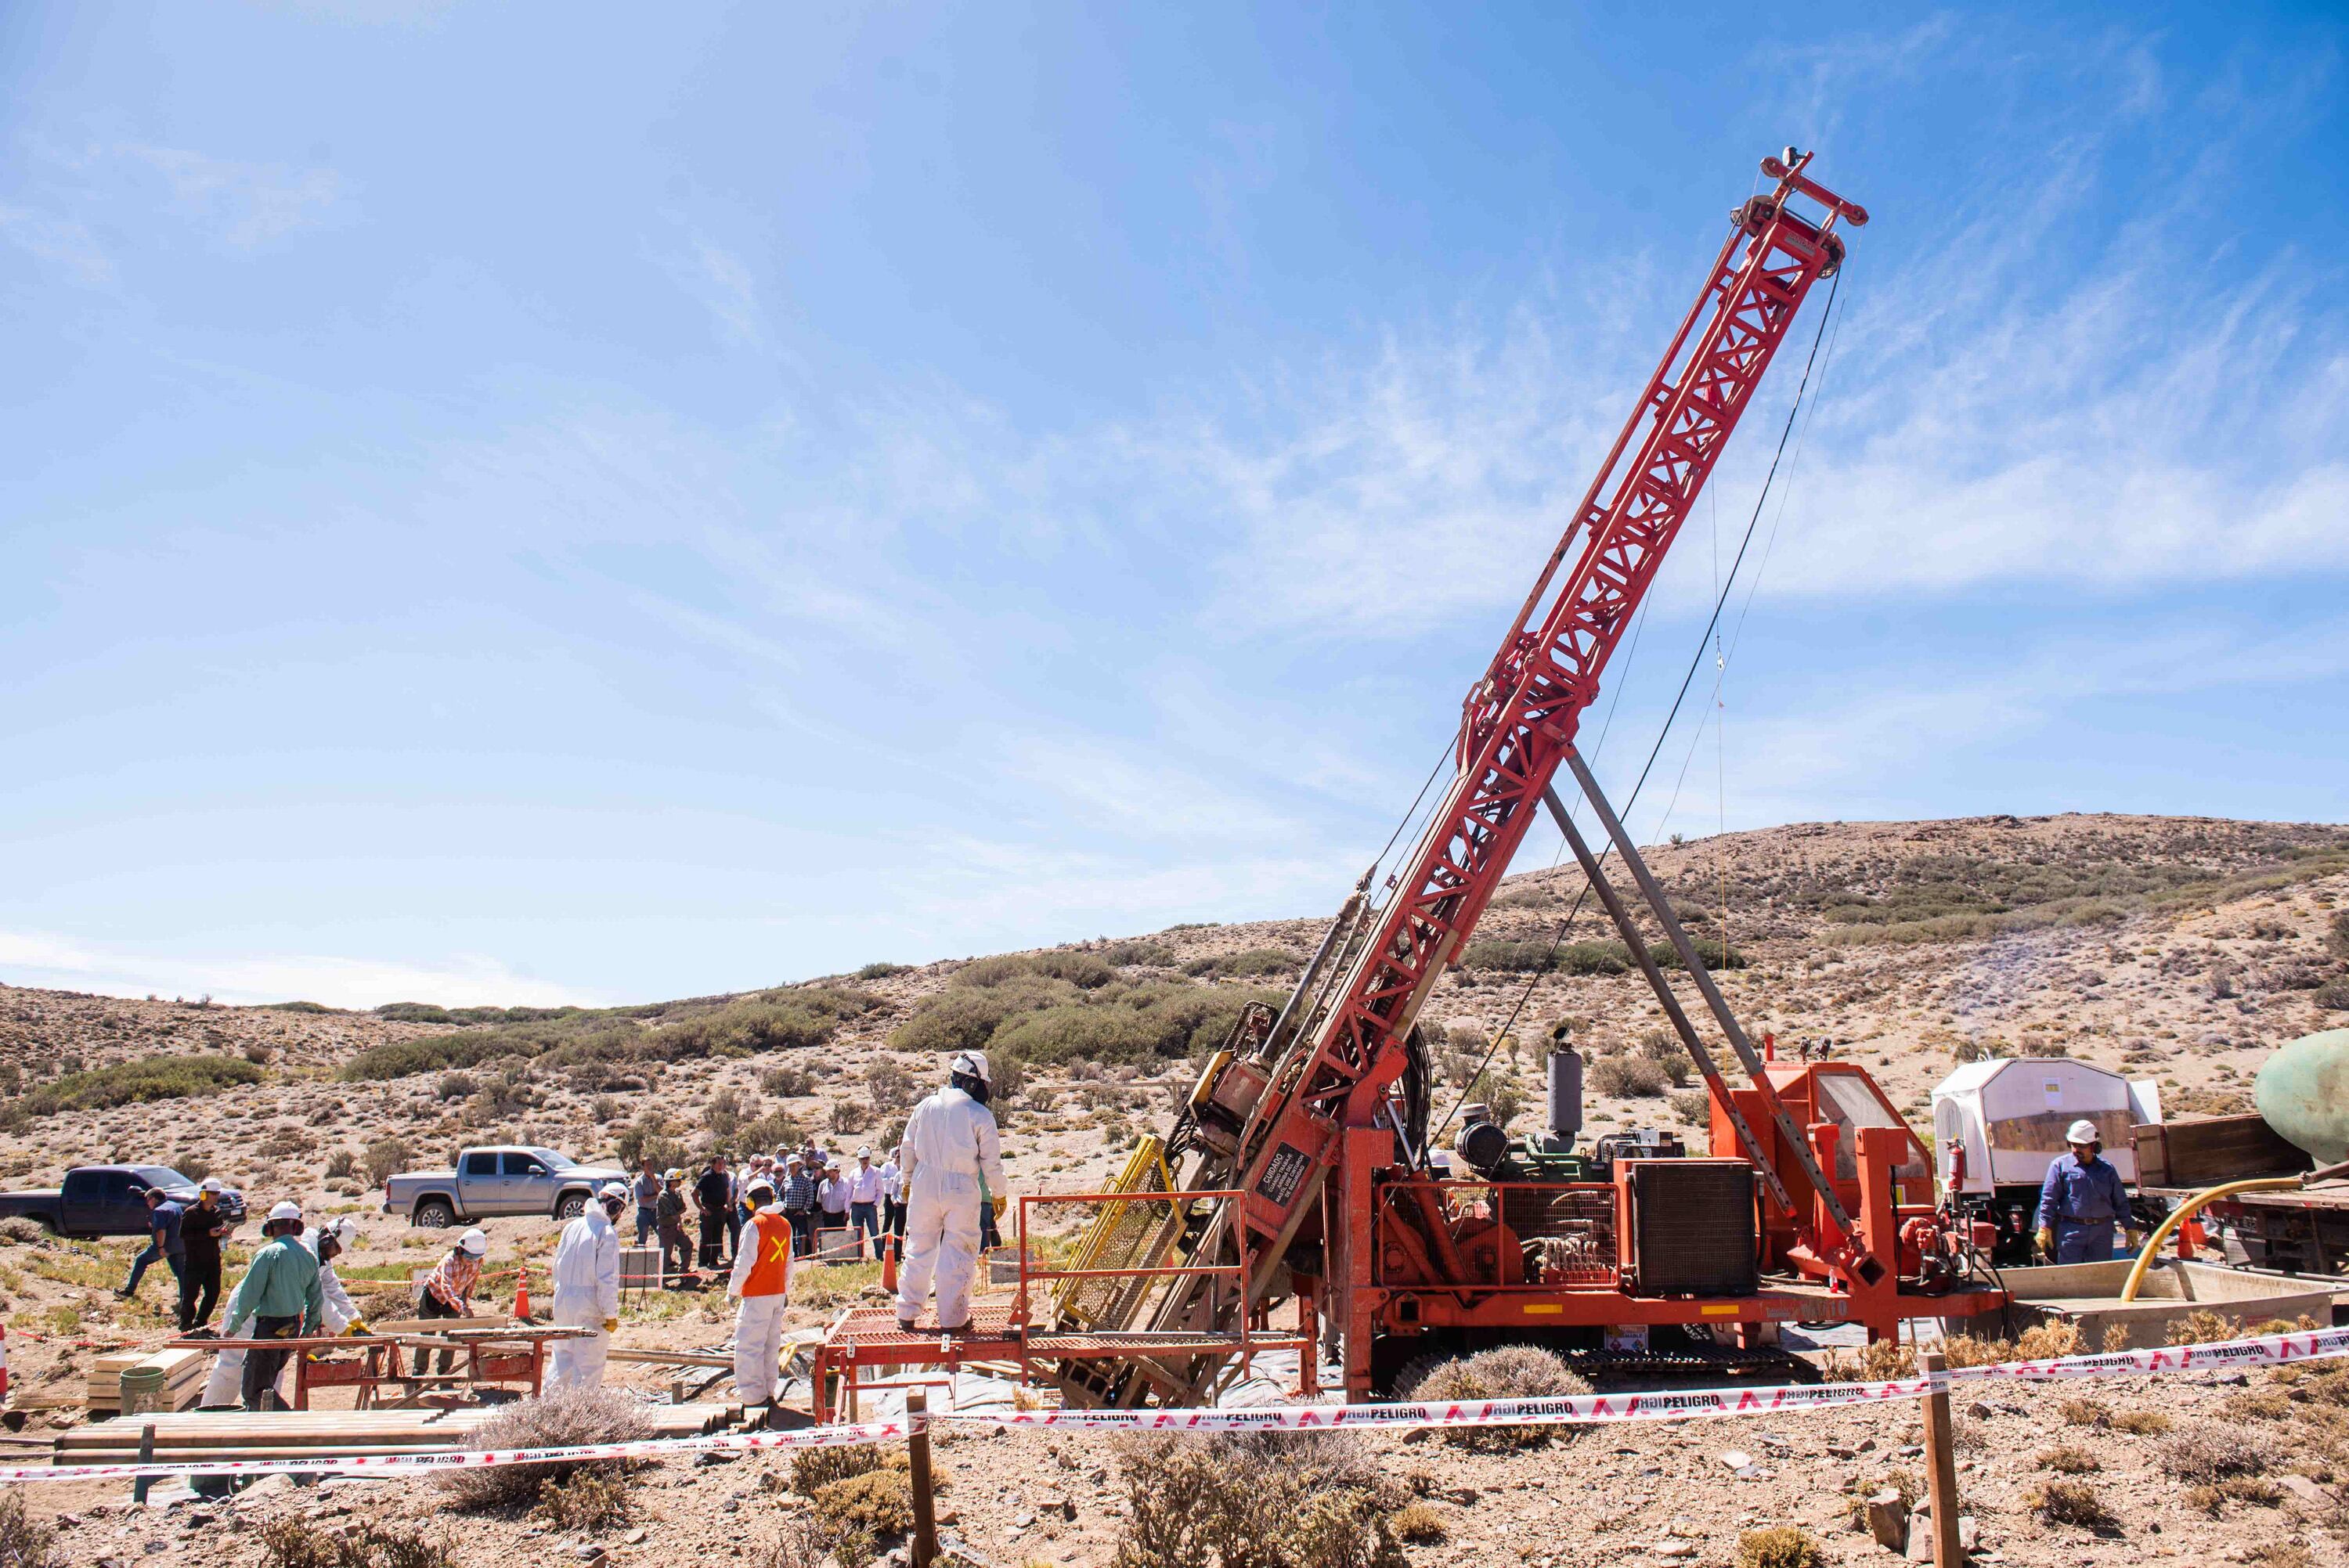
left=222, top=1201, right=322, bottom=1411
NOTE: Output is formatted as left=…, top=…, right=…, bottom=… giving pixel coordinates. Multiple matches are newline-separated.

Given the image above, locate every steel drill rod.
left=1541, top=784, right=1796, bottom=1218
left=1562, top=748, right=1857, bottom=1234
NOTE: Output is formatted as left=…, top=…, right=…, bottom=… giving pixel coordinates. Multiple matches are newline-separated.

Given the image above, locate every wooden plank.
left=2156, top=1113, right=2312, bottom=1185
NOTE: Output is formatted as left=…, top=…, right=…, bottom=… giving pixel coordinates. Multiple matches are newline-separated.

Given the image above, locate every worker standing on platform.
left=413, top=1228, right=488, bottom=1379
left=547, top=1181, right=625, bottom=1390
left=894, top=1051, right=1007, bottom=1335
left=222, top=1202, right=321, bottom=1411
left=2037, top=1120, right=2129, bottom=1264
left=727, top=1175, right=792, bottom=1417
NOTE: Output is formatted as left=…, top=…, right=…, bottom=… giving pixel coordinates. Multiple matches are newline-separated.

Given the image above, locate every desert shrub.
left=2328, top=910, right=2349, bottom=959
left=1734, top=1526, right=1825, bottom=1568
left=2246, top=1543, right=2316, bottom=1568
left=1387, top=1502, right=1445, bottom=1544
left=1113, top=1430, right=1405, bottom=1568
left=361, top=1136, right=414, bottom=1187
left=1182, top=948, right=1301, bottom=979
left=889, top=977, right=1066, bottom=1054
left=1589, top=1055, right=1669, bottom=1098
left=790, top=1442, right=882, bottom=1498
left=2160, top=1423, right=2276, bottom=1482
left=435, top=1072, right=474, bottom=1101
left=2165, top=1308, right=2238, bottom=1346
left=1405, top=1345, right=1590, bottom=1451
left=346, top=992, right=876, bottom=1082
left=258, top=1516, right=458, bottom=1568
left=2225, top=1390, right=2293, bottom=1422
left=954, top=951, right=1114, bottom=989
left=1822, top=1341, right=1917, bottom=1382
left=535, top=1470, right=633, bottom=1532
left=2111, top=1409, right=2172, bottom=1435
left=2037, top=1444, right=2100, bottom=1472
left=650, top=991, right=879, bottom=1058
left=323, top=1150, right=356, bottom=1181
left=1668, top=1088, right=1712, bottom=1125
left=1099, top=940, right=1175, bottom=967
left=19, top=1054, right=263, bottom=1116
left=439, top=1387, right=651, bottom=1509
left=376, top=1002, right=456, bottom=1023
left=0, top=1492, right=60, bottom=1568
left=2185, top=1477, right=2283, bottom=1513
left=2030, top=1479, right=2118, bottom=1530
left=2057, top=1397, right=2107, bottom=1426
left=0, top=1217, right=49, bottom=1245
left=171, top=1152, right=212, bottom=1182
left=853, top=961, right=911, bottom=980
left=1463, top=938, right=1627, bottom=975
left=760, top=1064, right=814, bottom=1098
left=811, top=1468, right=914, bottom=1555
left=864, top=1059, right=915, bottom=1114
left=265, top=1000, right=335, bottom=1014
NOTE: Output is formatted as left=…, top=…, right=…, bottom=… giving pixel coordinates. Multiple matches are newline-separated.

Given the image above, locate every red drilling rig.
left=813, top=152, right=2008, bottom=1418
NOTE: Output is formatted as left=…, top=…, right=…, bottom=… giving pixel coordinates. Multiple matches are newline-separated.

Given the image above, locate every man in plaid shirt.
left=778, top=1155, right=817, bottom=1258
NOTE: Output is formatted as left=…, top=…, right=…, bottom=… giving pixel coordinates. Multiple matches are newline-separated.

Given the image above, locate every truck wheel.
left=413, top=1199, right=457, bottom=1229
left=554, top=1191, right=587, bottom=1220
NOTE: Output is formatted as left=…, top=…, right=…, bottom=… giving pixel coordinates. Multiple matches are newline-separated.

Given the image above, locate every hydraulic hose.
left=2119, top=1157, right=2349, bottom=1303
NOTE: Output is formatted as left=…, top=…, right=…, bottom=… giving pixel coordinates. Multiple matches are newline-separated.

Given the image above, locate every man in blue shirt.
left=117, top=1186, right=185, bottom=1301
left=2036, top=1120, right=2130, bottom=1264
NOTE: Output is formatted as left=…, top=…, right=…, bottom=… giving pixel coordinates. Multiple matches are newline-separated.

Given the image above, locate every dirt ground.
left=2, top=809, right=2347, bottom=1564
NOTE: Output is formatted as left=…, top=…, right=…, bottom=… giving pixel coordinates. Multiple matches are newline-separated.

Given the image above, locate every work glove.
left=343, top=1320, right=371, bottom=1336
left=2035, top=1226, right=2054, bottom=1259
left=603, top=1317, right=619, bottom=1333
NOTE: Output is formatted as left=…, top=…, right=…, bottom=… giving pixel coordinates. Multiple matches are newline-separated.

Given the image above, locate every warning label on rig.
left=1256, top=1143, right=1312, bottom=1206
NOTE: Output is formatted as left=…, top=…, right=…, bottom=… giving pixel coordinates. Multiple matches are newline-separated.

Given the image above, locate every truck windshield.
left=528, top=1149, right=576, bottom=1171
left=135, top=1166, right=189, bottom=1190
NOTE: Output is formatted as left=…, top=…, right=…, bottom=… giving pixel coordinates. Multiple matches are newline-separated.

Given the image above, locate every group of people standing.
left=628, top=1141, right=905, bottom=1278
left=117, top=1178, right=232, bottom=1332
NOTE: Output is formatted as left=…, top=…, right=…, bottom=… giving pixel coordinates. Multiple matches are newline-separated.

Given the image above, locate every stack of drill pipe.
left=54, top=1401, right=735, bottom=1465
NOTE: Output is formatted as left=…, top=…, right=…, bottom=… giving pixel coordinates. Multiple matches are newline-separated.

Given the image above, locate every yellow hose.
left=2118, top=1176, right=2303, bottom=1303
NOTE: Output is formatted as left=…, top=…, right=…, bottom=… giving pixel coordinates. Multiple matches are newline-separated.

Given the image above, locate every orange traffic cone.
left=512, top=1265, right=532, bottom=1323
left=880, top=1235, right=897, bottom=1294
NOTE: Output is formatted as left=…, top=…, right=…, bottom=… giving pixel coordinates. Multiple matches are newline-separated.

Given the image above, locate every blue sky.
left=4, top=3, right=2345, bottom=1008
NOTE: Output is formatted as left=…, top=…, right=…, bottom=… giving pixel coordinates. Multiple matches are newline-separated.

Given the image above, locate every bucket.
left=119, top=1364, right=168, bottom=1416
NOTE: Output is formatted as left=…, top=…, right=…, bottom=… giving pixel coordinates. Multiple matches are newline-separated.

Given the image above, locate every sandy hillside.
left=2, top=809, right=2346, bottom=1566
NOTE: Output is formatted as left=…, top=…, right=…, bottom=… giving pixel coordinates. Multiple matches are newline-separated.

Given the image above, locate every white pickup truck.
left=381, top=1145, right=626, bottom=1228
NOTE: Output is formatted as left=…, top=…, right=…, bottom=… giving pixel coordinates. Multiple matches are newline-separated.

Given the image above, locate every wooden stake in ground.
left=1918, top=1350, right=1962, bottom=1566
left=906, top=1387, right=938, bottom=1568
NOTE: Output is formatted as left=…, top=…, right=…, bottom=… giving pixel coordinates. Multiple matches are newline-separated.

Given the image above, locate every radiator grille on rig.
left=1624, top=1159, right=1758, bottom=1296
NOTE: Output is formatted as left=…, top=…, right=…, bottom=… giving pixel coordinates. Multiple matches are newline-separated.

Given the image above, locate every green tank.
left=2254, top=1028, right=2349, bottom=1165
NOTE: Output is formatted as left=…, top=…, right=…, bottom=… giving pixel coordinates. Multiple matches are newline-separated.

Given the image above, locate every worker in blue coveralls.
left=2035, top=1119, right=2131, bottom=1264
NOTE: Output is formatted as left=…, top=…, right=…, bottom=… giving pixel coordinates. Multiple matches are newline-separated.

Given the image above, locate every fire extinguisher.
left=0, top=1321, right=10, bottom=1410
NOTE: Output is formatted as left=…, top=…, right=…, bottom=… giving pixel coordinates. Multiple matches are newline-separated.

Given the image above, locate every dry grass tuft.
left=2164, top=1309, right=2239, bottom=1346
left=2185, top=1476, right=2284, bottom=1514
left=2111, top=1408, right=2174, bottom=1435
left=1113, top=1430, right=1405, bottom=1568
left=790, top=1441, right=884, bottom=1498
left=1734, top=1525, right=1826, bottom=1568
left=2037, top=1444, right=2100, bottom=1473
left=2159, top=1422, right=2278, bottom=1482
left=1822, top=1340, right=1916, bottom=1382
left=2225, top=1390, right=2293, bottom=1422
left=1405, top=1344, right=1591, bottom=1451
left=2030, top=1478, right=2120, bottom=1531
left=439, top=1387, right=651, bottom=1510
left=1387, top=1502, right=1447, bottom=1544
left=2057, top=1397, right=2109, bottom=1426
left=811, top=1468, right=914, bottom=1559
left=2243, top=1543, right=2315, bottom=1568
left=533, top=1470, right=633, bottom=1533
left=258, top=1516, right=460, bottom=1568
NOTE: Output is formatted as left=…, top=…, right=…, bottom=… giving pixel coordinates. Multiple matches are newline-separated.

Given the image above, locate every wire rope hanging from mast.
left=1429, top=268, right=1847, bottom=1147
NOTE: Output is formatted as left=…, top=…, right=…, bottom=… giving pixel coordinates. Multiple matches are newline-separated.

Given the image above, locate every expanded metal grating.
left=1048, top=1136, right=1181, bottom=1332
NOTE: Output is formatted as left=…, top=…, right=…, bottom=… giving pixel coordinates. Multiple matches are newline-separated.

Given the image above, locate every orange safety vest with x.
left=740, top=1209, right=794, bottom=1297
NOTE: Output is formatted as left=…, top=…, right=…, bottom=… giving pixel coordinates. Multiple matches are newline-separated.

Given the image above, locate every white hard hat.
left=2066, top=1119, right=2100, bottom=1145
left=199, top=1177, right=225, bottom=1194
left=458, top=1227, right=488, bottom=1255
left=951, top=1049, right=991, bottom=1085
left=268, top=1201, right=302, bottom=1224
left=824, top=1158, right=840, bottom=1171
left=745, top=1177, right=776, bottom=1203
left=857, top=1145, right=871, bottom=1158
left=328, top=1217, right=361, bottom=1248
left=597, top=1182, right=628, bottom=1203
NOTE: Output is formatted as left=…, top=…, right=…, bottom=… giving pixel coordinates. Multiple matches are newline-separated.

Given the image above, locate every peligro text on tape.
left=5, top=1325, right=2341, bottom=1483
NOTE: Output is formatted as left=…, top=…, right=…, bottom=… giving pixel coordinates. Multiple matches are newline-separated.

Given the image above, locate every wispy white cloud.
left=0, top=203, right=114, bottom=285
left=660, top=226, right=769, bottom=348
left=118, top=143, right=348, bottom=247
left=0, top=929, right=599, bottom=1010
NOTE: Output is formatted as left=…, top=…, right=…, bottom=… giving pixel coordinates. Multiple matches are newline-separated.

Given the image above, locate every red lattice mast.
left=1232, top=153, right=1867, bottom=1267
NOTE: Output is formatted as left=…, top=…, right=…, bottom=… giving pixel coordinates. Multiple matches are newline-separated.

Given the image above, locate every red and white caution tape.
left=5, top=1325, right=2342, bottom=1483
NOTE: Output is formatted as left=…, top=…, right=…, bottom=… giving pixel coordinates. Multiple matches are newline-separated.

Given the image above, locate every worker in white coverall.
left=199, top=1218, right=366, bottom=1409
left=727, top=1176, right=794, bottom=1419
left=894, top=1050, right=1008, bottom=1334
left=547, top=1181, right=626, bottom=1390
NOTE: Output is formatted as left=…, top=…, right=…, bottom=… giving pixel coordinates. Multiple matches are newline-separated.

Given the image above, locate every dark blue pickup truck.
left=0, top=1165, right=247, bottom=1238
